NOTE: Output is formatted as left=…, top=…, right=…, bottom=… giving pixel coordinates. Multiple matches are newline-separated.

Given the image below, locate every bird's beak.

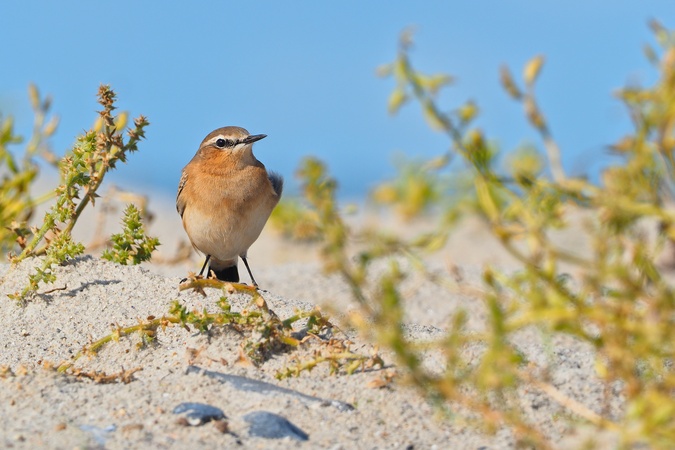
left=243, top=134, right=267, bottom=145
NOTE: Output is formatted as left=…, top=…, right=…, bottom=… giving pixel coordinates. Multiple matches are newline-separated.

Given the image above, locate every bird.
left=176, top=126, right=283, bottom=287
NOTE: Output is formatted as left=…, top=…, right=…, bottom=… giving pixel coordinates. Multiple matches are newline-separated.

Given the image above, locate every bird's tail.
left=208, top=258, right=239, bottom=282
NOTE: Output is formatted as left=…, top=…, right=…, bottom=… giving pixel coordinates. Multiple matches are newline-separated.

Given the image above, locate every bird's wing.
left=176, top=170, right=188, bottom=217
left=268, top=171, right=284, bottom=198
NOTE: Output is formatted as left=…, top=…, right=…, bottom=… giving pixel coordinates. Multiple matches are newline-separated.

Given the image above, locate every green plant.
left=6, top=85, right=150, bottom=300
left=279, top=21, right=675, bottom=448
left=102, top=203, right=159, bottom=265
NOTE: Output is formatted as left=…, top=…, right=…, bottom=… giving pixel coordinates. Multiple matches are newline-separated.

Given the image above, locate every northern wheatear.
left=176, top=126, right=283, bottom=286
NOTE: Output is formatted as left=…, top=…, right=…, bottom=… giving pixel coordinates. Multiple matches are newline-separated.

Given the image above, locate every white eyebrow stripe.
left=203, top=135, right=227, bottom=147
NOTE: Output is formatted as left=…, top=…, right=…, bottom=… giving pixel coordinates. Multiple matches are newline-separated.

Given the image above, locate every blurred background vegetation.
left=271, top=21, right=675, bottom=448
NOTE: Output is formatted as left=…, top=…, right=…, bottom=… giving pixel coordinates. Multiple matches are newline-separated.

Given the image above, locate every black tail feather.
left=211, top=264, right=239, bottom=282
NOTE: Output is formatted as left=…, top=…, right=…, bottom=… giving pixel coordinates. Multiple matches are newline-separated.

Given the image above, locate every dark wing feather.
left=268, top=171, right=283, bottom=198
left=176, top=171, right=188, bottom=217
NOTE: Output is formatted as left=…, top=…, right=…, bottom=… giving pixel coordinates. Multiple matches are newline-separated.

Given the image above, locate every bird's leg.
left=241, top=257, right=259, bottom=288
left=198, top=255, right=212, bottom=277
left=181, top=254, right=212, bottom=284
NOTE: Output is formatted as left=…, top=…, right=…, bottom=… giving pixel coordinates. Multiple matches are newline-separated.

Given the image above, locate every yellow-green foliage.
left=280, top=22, right=675, bottom=449
left=269, top=199, right=322, bottom=241
left=0, top=85, right=59, bottom=256
left=371, top=153, right=451, bottom=219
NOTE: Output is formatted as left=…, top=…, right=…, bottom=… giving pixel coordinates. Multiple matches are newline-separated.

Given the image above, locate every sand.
left=0, top=196, right=622, bottom=449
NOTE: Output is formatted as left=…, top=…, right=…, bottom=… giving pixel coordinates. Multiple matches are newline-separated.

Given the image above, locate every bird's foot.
left=179, top=272, right=204, bottom=285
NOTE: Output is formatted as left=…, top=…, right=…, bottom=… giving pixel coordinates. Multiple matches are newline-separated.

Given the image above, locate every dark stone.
left=243, top=411, right=309, bottom=441
left=186, top=365, right=354, bottom=412
left=173, top=402, right=226, bottom=426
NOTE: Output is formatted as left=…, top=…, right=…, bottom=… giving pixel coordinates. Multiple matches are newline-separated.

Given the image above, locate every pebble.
left=243, top=411, right=309, bottom=441
left=173, top=402, right=226, bottom=426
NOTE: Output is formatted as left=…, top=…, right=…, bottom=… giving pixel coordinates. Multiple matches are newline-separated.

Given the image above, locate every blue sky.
left=2, top=2, right=673, bottom=199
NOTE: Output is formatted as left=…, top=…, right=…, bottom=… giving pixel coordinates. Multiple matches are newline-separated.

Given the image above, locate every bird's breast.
left=182, top=164, right=279, bottom=260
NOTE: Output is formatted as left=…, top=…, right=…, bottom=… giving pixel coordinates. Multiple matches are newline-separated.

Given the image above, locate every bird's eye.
left=215, top=138, right=227, bottom=148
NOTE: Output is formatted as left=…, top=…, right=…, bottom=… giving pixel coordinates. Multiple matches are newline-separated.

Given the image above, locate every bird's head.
left=199, top=126, right=267, bottom=154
